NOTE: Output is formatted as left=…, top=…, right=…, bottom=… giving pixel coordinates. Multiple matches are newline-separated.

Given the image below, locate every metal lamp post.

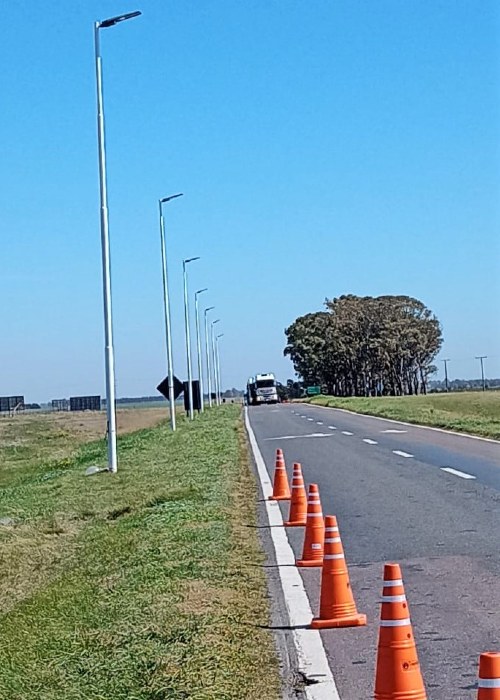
left=183, top=257, right=200, bottom=419
left=94, top=10, right=141, bottom=473
left=159, top=193, right=183, bottom=430
left=211, top=319, right=220, bottom=406
left=442, top=358, right=450, bottom=393
left=475, top=355, right=487, bottom=392
left=204, top=306, right=215, bottom=407
left=216, top=333, right=224, bottom=405
left=194, top=288, right=208, bottom=412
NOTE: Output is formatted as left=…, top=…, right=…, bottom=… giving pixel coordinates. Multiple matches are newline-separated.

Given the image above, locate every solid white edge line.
left=392, top=450, right=414, bottom=458
left=244, top=409, right=340, bottom=700
left=304, top=403, right=500, bottom=444
left=440, top=467, right=476, bottom=480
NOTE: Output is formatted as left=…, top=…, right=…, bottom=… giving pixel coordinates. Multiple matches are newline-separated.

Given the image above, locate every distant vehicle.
left=246, top=373, right=279, bottom=405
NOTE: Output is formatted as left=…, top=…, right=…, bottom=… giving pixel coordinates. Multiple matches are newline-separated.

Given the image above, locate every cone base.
left=311, top=613, right=367, bottom=629
left=296, top=559, right=323, bottom=568
left=284, top=520, right=307, bottom=527
left=268, top=495, right=291, bottom=501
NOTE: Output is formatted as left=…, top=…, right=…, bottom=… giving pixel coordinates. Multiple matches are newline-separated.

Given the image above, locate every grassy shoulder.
left=0, top=405, right=280, bottom=700
left=303, top=391, right=500, bottom=440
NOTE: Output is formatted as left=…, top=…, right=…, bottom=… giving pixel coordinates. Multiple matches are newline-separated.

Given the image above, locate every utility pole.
left=159, top=193, right=183, bottom=431
left=204, top=307, right=215, bottom=407
left=211, top=319, right=220, bottom=405
left=194, top=288, right=208, bottom=412
left=475, top=356, right=487, bottom=392
left=216, top=333, right=224, bottom=404
left=442, top=359, right=450, bottom=392
left=183, top=257, right=200, bottom=419
left=94, top=10, right=141, bottom=472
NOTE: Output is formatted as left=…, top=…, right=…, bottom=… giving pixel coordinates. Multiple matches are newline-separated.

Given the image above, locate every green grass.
left=0, top=406, right=280, bottom=700
left=303, top=391, right=500, bottom=439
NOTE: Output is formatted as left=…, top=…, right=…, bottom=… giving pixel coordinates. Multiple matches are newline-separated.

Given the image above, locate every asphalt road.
left=248, top=403, right=500, bottom=700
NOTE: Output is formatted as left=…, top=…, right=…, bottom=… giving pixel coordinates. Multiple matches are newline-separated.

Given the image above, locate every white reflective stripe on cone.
left=325, top=527, right=339, bottom=532
left=381, top=595, right=406, bottom=603
left=324, top=537, right=341, bottom=543
left=478, top=679, right=500, bottom=689
left=383, top=579, right=403, bottom=586
left=380, top=618, right=411, bottom=627
left=307, top=513, right=324, bottom=517
left=324, top=554, right=344, bottom=560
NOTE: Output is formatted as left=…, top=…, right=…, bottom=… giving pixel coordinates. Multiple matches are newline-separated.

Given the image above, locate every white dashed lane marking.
left=341, top=431, right=353, bottom=436
left=265, top=433, right=336, bottom=441
left=363, top=439, right=378, bottom=445
left=381, top=429, right=407, bottom=434
left=393, top=450, right=414, bottom=458
left=441, top=467, right=476, bottom=480
left=328, top=426, right=337, bottom=430
left=316, top=421, right=323, bottom=425
left=307, top=418, right=314, bottom=421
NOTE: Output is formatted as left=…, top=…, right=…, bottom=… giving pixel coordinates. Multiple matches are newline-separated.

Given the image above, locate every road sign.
left=70, top=396, right=101, bottom=411
left=157, top=376, right=184, bottom=401
left=183, top=380, right=201, bottom=413
left=306, top=386, right=321, bottom=396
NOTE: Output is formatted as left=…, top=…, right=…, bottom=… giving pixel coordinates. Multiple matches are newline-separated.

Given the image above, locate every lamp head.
left=160, top=193, right=183, bottom=204
left=99, top=11, right=141, bottom=28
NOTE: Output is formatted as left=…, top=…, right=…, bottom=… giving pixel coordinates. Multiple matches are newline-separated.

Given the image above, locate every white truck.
left=247, top=373, right=279, bottom=405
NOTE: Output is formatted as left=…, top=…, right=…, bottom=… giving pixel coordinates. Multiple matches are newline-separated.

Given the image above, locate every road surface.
left=248, top=403, right=500, bottom=699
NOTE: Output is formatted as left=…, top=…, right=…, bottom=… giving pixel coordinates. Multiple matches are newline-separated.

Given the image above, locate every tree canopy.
left=284, top=295, right=443, bottom=396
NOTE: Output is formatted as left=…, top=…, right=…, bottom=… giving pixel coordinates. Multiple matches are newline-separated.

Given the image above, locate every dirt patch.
left=0, top=408, right=166, bottom=444
left=178, top=580, right=235, bottom=615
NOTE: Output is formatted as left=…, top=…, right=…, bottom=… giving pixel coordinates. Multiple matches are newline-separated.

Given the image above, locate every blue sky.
left=1, top=1, right=499, bottom=401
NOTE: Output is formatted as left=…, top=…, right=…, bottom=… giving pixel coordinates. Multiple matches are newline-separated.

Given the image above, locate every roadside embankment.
left=301, top=391, right=500, bottom=440
left=0, top=405, right=280, bottom=699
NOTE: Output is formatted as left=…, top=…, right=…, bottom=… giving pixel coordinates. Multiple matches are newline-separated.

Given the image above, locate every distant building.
left=69, top=396, right=101, bottom=412
left=51, top=399, right=70, bottom=411
left=0, top=396, right=25, bottom=413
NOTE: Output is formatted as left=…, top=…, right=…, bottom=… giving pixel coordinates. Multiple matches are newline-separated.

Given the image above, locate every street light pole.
left=94, top=10, right=141, bottom=473
left=159, top=193, right=183, bottom=431
left=183, top=257, right=200, bottom=419
left=216, top=333, right=224, bottom=405
left=475, top=355, right=487, bottom=392
left=194, top=288, right=208, bottom=412
left=211, top=319, right=220, bottom=406
left=204, top=306, right=215, bottom=407
left=442, top=358, right=450, bottom=393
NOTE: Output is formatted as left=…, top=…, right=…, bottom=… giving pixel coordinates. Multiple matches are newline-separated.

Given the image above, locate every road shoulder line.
left=245, top=408, right=340, bottom=700
left=305, top=404, right=500, bottom=444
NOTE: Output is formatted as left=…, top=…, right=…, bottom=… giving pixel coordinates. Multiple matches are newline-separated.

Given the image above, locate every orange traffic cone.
left=284, top=463, right=307, bottom=526
left=374, top=563, right=427, bottom=700
left=296, top=484, right=324, bottom=567
left=311, top=515, right=366, bottom=628
left=268, top=449, right=291, bottom=501
left=478, top=652, right=500, bottom=699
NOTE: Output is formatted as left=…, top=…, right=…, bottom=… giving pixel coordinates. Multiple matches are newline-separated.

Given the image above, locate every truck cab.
left=253, top=373, right=279, bottom=404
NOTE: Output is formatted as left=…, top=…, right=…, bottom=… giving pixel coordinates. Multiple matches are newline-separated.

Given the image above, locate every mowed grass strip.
left=0, top=405, right=280, bottom=700
left=304, top=391, right=500, bottom=440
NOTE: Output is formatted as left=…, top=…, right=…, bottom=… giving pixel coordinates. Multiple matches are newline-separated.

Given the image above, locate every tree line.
left=284, top=295, right=443, bottom=396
